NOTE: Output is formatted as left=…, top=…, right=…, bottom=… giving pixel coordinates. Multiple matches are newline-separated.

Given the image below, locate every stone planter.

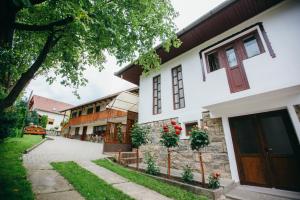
left=144, top=172, right=224, bottom=200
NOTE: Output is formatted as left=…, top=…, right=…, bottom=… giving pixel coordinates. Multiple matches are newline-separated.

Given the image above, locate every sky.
left=26, top=0, right=225, bottom=105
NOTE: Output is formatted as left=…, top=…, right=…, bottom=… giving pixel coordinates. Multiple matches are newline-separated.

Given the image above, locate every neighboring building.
left=116, top=0, right=300, bottom=192
left=29, top=95, right=73, bottom=131
left=61, top=87, right=139, bottom=152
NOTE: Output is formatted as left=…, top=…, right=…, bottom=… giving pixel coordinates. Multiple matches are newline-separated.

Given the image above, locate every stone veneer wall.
left=294, top=105, right=300, bottom=121
left=140, top=111, right=231, bottom=178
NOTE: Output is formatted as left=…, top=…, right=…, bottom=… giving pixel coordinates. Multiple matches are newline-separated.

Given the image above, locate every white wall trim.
left=222, top=116, right=239, bottom=182
left=287, top=105, right=300, bottom=142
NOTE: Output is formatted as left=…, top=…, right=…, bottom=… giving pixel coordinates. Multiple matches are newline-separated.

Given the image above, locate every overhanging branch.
left=13, top=16, right=74, bottom=31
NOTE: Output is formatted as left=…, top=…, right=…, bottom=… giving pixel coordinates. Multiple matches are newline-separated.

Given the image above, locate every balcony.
left=68, top=109, right=127, bottom=126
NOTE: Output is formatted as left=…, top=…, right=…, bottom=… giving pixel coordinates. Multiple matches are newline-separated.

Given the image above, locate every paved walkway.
left=23, top=136, right=106, bottom=200
left=78, top=160, right=171, bottom=200
left=23, top=136, right=171, bottom=200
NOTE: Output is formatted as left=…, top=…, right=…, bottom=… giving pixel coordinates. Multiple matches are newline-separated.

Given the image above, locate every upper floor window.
left=172, top=66, right=185, bottom=109
left=243, top=35, right=261, bottom=58
left=71, top=111, right=77, bottom=118
left=153, top=75, right=161, bottom=115
left=205, top=30, right=264, bottom=73
left=87, top=107, right=94, bottom=114
left=95, top=105, right=101, bottom=112
left=78, top=110, right=82, bottom=116
left=207, top=52, right=220, bottom=72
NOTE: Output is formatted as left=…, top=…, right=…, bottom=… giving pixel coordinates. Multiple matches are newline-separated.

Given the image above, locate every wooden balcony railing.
left=68, top=109, right=127, bottom=126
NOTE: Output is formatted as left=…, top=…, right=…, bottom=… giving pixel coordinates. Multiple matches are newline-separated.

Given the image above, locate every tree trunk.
left=136, top=148, right=139, bottom=170
left=0, top=33, right=57, bottom=112
left=0, top=1, right=17, bottom=48
left=167, top=148, right=171, bottom=178
left=199, top=151, right=205, bottom=187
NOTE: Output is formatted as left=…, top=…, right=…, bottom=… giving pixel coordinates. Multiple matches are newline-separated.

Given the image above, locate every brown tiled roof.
left=30, top=95, right=73, bottom=114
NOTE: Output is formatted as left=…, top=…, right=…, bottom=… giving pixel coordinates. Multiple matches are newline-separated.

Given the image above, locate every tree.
left=190, top=126, right=209, bottom=187
left=39, top=115, right=48, bottom=128
left=25, top=110, right=39, bottom=125
left=160, top=120, right=182, bottom=178
left=131, top=123, right=149, bottom=169
left=0, top=0, right=180, bottom=111
left=0, top=99, right=27, bottom=140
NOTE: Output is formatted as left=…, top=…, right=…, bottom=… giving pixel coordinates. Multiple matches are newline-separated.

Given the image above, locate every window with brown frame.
left=172, top=66, right=185, bottom=109
left=185, top=122, right=198, bottom=136
left=205, top=30, right=264, bottom=73
left=75, top=127, right=80, bottom=135
left=153, top=75, right=161, bottom=115
left=71, top=111, right=77, bottom=118
left=95, top=105, right=101, bottom=112
left=87, top=107, right=94, bottom=114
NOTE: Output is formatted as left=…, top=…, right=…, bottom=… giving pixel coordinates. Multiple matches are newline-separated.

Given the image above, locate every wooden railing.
left=68, top=109, right=127, bottom=126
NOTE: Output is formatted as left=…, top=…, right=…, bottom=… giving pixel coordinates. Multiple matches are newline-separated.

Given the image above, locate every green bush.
left=145, top=153, right=160, bottom=175
left=39, top=115, right=48, bottom=128
left=181, top=165, right=194, bottom=183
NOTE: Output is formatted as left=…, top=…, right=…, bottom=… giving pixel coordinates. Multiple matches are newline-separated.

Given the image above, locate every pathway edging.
left=24, top=137, right=48, bottom=154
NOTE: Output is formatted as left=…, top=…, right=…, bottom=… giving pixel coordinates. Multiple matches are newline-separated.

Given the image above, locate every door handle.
left=265, top=147, right=273, bottom=152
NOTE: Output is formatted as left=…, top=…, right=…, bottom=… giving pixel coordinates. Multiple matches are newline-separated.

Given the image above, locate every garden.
left=105, top=120, right=224, bottom=200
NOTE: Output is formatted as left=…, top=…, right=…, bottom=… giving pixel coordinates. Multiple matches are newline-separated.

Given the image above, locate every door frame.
left=229, top=109, right=300, bottom=189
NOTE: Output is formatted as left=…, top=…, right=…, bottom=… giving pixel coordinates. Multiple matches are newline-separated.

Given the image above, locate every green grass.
left=0, top=135, right=43, bottom=200
left=94, top=159, right=208, bottom=200
left=51, top=161, right=134, bottom=200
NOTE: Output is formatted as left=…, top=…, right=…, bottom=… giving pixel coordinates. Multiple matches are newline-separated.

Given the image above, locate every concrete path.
left=23, top=136, right=106, bottom=200
left=78, top=160, right=171, bottom=200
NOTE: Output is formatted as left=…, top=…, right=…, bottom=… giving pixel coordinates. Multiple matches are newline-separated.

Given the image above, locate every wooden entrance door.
left=229, top=110, right=300, bottom=191
left=222, top=42, right=249, bottom=93
left=81, top=126, right=87, bottom=141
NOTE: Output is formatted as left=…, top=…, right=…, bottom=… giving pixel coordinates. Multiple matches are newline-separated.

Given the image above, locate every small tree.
left=131, top=123, right=149, bottom=169
left=160, top=120, right=182, bottom=178
left=39, top=115, right=48, bottom=128
left=190, top=126, right=209, bottom=187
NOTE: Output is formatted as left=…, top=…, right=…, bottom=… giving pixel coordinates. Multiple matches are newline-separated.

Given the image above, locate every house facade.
left=116, top=0, right=300, bottom=192
left=29, top=95, right=73, bottom=131
left=61, top=88, right=139, bottom=152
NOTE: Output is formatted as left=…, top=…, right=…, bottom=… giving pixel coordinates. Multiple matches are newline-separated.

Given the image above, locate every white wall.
left=36, top=110, right=65, bottom=131
left=138, top=1, right=300, bottom=139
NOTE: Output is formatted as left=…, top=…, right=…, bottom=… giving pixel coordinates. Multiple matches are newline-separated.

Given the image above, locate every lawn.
left=0, top=135, right=42, bottom=200
left=51, top=161, right=134, bottom=200
left=94, top=159, right=208, bottom=200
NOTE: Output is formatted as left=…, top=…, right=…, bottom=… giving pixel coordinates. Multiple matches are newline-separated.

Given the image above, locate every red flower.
left=178, top=126, right=182, bottom=131
left=171, top=120, right=177, bottom=125
left=163, top=124, right=168, bottom=129
left=174, top=125, right=181, bottom=130
left=175, top=130, right=181, bottom=135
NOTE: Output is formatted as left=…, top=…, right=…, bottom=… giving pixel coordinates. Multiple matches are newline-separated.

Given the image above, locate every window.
left=75, top=127, right=80, bottom=136
left=185, top=122, right=198, bottom=136
left=78, top=110, right=82, bottom=116
left=95, top=105, right=101, bottom=112
left=87, top=107, right=94, bottom=114
left=153, top=75, right=161, bottom=114
left=205, top=30, right=265, bottom=73
left=93, top=125, right=106, bottom=135
left=172, top=66, right=185, bottom=109
left=207, top=52, right=220, bottom=72
left=226, top=48, right=238, bottom=68
left=243, top=35, right=261, bottom=58
left=71, top=111, right=77, bottom=118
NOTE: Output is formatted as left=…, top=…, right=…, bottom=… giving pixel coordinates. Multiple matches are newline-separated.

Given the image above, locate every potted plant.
left=131, top=123, right=149, bottom=169
left=190, top=125, right=209, bottom=187
left=160, top=119, right=182, bottom=178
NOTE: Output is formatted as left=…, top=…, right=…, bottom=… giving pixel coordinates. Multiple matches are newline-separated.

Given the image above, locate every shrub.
left=145, top=153, right=160, bottom=175
left=181, top=165, right=194, bottom=183
left=189, top=126, right=209, bottom=186
left=131, top=123, right=150, bottom=169
left=208, top=172, right=221, bottom=189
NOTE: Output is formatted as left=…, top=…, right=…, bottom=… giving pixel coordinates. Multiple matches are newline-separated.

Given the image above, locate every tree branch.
left=13, top=16, right=74, bottom=32
left=0, top=32, right=61, bottom=111
left=30, top=0, right=48, bottom=5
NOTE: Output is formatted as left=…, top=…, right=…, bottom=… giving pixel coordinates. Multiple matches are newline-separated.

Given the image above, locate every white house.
left=116, top=0, right=300, bottom=193
left=29, top=95, right=73, bottom=131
